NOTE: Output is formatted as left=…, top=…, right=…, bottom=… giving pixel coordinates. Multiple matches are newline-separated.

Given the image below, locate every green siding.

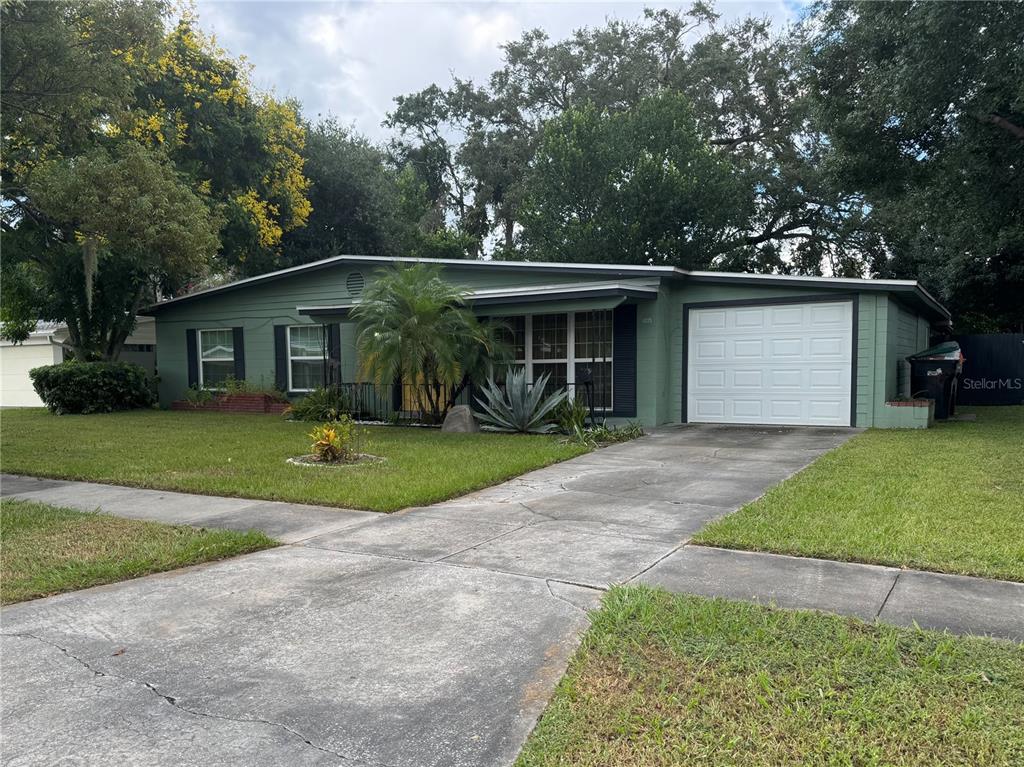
left=154, top=262, right=651, bottom=404
left=153, top=259, right=939, bottom=428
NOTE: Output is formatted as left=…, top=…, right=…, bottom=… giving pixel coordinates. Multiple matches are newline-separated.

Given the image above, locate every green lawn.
left=0, top=499, right=275, bottom=604
left=517, top=586, right=1024, bottom=767
left=1, top=409, right=588, bottom=512
left=695, top=407, right=1024, bottom=582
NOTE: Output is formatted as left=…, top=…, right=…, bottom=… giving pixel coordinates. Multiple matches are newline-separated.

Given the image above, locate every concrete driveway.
left=1, top=424, right=856, bottom=767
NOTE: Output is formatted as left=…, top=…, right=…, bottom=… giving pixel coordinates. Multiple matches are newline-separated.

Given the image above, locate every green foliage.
left=286, top=386, right=352, bottom=422
left=520, top=94, right=745, bottom=267
left=0, top=0, right=167, bottom=157
left=388, top=7, right=850, bottom=272
left=183, top=385, right=215, bottom=406
left=29, top=361, right=156, bottom=415
left=352, top=264, right=510, bottom=423
left=126, top=20, right=311, bottom=276
left=560, top=418, right=645, bottom=447
left=555, top=397, right=590, bottom=435
left=279, top=119, right=404, bottom=266
left=805, top=1, right=1024, bottom=330
left=220, top=376, right=286, bottom=400
left=308, top=417, right=359, bottom=463
left=587, top=422, right=645, bottom=444
left=475, top=368, right=569, bottom=434
left=0, top=1, right=312, bottom=362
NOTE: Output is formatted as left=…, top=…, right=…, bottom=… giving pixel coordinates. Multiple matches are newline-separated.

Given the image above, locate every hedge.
left=29, top=361, right=156, bottom=415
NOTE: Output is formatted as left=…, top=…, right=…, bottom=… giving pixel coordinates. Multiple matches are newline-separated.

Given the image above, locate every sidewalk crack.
left=544, top=579, right=599, bottom=614
left=3, top=632, right=390, bottom=766
left=624, top=542, right=685, bottom=584
left=434, top=524, right=526, bottom=563
left=876, top=572, right=901, bottom=619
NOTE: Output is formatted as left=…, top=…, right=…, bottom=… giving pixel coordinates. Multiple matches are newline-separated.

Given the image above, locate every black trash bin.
left=908, top=342, right=964, bottom=420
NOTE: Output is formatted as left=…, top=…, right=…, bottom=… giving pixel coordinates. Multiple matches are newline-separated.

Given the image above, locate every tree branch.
left=980, top=113, right=1024, bottom=141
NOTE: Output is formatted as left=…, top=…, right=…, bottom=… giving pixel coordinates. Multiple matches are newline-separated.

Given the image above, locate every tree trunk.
left=445, top=374, right=471, bottom=412
left=82, top=237, right=98, bottom=316
left=504, top=215, right=515, bottom=252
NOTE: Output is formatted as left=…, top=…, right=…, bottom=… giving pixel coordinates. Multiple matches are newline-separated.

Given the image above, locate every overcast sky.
left=193, top=1, right=804, bottom=142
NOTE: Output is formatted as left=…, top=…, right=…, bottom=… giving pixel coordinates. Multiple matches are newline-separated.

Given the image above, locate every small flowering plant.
left=308, top=415, right=360, bottom=463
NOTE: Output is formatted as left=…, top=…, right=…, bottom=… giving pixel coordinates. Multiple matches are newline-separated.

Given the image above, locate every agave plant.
left=474, top=368, right=569, bottom=433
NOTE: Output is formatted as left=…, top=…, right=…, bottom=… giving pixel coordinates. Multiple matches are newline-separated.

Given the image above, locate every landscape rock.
left=442, top=404, right=479, bottom=433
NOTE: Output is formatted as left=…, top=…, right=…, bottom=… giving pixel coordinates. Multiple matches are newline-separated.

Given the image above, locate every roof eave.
left=683, top=271, right=950, bottom=323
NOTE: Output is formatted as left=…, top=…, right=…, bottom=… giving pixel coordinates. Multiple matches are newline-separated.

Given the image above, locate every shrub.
left=589, top=422, right=645, bottom=444
left=555, top=397, right=590, bottom=434
left=287, top=386, right=352, bottom=421
left=475, top=367, right=569, bottom=433
left=308, top=415, right=359, bottom=462
left=222, top=376, right=287, bottom=400
left=30, top=361, right=156, bottom=415
left=183, top=385, right=215, bottom=406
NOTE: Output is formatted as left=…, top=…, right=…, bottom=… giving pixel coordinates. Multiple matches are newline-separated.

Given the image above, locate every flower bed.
left=171, top=393, right=289, bottom=415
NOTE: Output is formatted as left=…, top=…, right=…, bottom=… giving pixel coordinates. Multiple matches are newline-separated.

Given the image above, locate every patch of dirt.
left=286, top=453, right=384, bottom=468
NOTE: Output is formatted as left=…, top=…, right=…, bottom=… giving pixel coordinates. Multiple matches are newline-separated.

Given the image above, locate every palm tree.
left=351, top=263, right=509, bottom=423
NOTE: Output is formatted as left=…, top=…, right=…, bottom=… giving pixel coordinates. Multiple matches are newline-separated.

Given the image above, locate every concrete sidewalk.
left=1, top=473, right=377, bottom=543
left=636, top=545, right=1024, bottom=641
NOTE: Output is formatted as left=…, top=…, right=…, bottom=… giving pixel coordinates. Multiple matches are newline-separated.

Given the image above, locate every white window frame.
left=197, top=328, right=235, bottom=390
left=287, top=324, right=327, bottom=393
left=500, top=312, right=614, bottom=411
left=571, top=311, right=614, bottom=411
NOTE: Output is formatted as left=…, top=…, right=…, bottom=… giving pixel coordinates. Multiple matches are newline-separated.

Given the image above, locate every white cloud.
left=193, top=1, right=804, bottom=140
left=458, top=10, right=521, bottom=56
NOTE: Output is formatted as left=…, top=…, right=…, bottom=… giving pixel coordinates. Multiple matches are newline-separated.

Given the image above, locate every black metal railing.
left=321, top=380, right=610, bottom=423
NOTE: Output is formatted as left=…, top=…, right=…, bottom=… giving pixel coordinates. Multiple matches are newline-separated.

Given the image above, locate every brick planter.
left=883, top=399, right=934, bottom=428
left=172, top=393, right=289, bottom=415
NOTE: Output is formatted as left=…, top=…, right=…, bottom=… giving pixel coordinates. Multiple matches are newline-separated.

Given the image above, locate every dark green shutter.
left=232, top=327, right=245, bottom=381
left=611, top=304, right=637, bottom=417
left=327, top=323, right=342, bottom=385
left=274, top=325, right=288, bottom=391
left=186, top=329, right=198, bottom=388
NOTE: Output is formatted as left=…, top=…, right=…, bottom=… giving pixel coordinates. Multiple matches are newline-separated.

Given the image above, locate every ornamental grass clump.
left=308, top=415, right=359, bottom=463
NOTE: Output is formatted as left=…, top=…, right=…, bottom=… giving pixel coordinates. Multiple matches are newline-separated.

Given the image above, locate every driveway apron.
left=2, top=424, right=860, bottom=766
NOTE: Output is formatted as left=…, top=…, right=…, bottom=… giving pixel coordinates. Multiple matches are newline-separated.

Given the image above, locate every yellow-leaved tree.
left=121, top=18, right=311, bottom=276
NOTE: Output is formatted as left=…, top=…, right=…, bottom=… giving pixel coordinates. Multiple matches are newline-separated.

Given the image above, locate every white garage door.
left=687, top=300, right=853, bottom=426
left=1, top=342, right=60, bottom=407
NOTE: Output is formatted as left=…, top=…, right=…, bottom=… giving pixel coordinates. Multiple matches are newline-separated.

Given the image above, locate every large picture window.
left=288, top=325, right=326, bottom=392
left=494, top=311, right=613, bottom=409
left=198, top=329, right=235, bottom=389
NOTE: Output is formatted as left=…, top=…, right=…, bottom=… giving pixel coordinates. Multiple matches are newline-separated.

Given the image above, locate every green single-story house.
left=142, top=255, right=951, bottom=428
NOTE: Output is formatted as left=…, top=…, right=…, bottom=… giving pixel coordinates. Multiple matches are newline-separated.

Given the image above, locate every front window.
left=288, top=325, right=326, bottom=392
left=198, top=329, right=235, bottom=389
left=493, top=311, right=613, bottom=410
left=574, top=310, right=613, bottom=410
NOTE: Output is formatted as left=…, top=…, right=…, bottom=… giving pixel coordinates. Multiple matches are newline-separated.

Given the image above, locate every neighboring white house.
left=0, top=317, right=156, bottom=407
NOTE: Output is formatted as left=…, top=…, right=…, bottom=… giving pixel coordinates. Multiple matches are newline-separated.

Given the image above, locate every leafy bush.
left=183, top=385, right=215, bottom=406
left=30, top=361, right=156, bottom=415
left=308, top=415, right=359, bottom=462
left=589, top=422, right=645, bottom=443
left=475, top=367, right=569, bottom=433
left=556, top=396, right=590, bottom=434
left=222, top=376, right=286, bottom=400
left=562, top=420, right=645, bottom=447
left=287, top=386, right=352, bottom=421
